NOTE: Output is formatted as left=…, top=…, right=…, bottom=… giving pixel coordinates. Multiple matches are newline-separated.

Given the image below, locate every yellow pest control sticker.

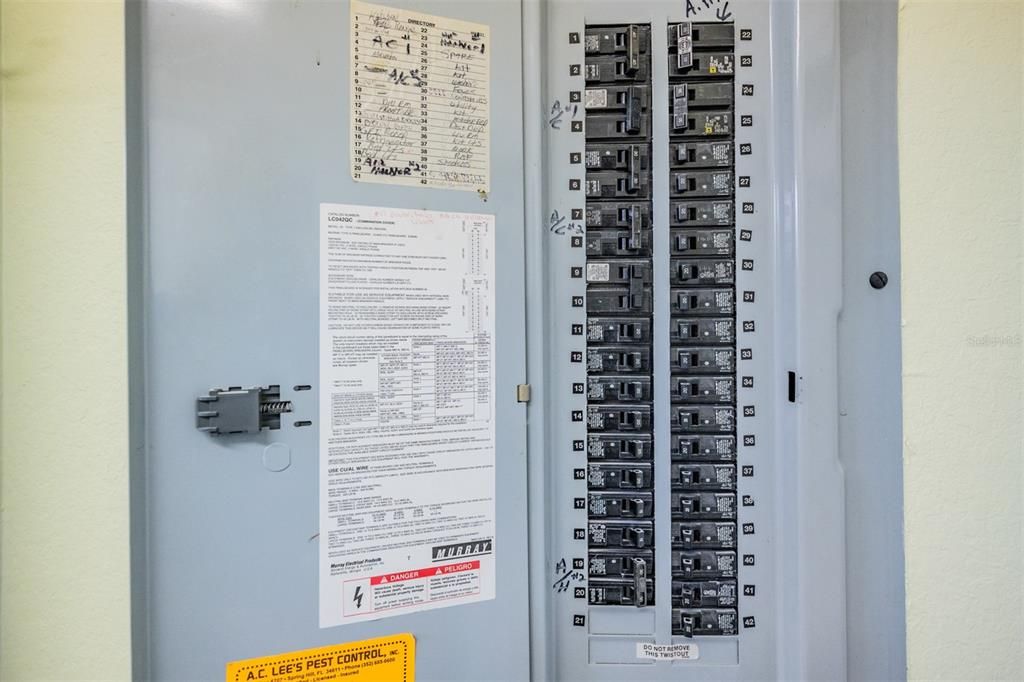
left=226, top=634, right=414, bottom=682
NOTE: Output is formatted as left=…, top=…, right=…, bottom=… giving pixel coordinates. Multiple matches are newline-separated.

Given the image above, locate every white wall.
left=0, top=1, right=132, bottom=679
left=899, top=1, right=1024, bottom=679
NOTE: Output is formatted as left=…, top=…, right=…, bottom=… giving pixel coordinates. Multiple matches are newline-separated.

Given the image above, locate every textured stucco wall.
left=0, top=1, right=131, bottom=679
left=899, top=1, right=1024, bottom=680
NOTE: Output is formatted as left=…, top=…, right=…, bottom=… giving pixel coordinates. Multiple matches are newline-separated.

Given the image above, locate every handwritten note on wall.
left=350, top=0, right=491, bottom=193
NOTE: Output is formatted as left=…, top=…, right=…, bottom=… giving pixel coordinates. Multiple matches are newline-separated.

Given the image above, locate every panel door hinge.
left=516, top=384, right=532, bottom=403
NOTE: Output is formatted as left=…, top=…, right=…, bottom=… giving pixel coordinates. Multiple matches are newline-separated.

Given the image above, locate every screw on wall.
left=869, top=271, right=889, bottom=290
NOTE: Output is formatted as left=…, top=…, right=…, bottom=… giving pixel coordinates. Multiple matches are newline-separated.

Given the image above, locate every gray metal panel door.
left=133, top=1, right=529, bottom=679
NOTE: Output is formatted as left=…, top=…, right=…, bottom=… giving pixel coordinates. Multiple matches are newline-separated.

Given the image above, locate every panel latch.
left=196, top=385, right=293, bottom=435
left=516, top=384, right=532, bottom=403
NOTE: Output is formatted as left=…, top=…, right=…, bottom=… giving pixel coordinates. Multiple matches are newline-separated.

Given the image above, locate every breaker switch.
left=673, top=580, right=738, bottom=608
left=589, top=579, right=654, bottom=606
left=584, top=202, right=650, bottom=229
left=672, top=376, right=735, bottom=403
left=632, top=557, right=649, bottom=606
left=625, top=25, right=641, bottom=72
left=587, top=287, right=653, bottom=314
left=672, top=347, right=735, bottom=373
left=673, top=609, right=738, bottom=637
left=588, top=376, right=652, bottom=402
left=673, top=142, right=734, bottom=168
left=584, top=87, right=651, bottom=114
left=588, top=463, right=652, bottom=490
left=673, top=82, right=689, bottom=129
left=673, top=521, right=737, bottom=549
left=673, top=492, right=737, bottom=520
left=672, top=435, right=736, bottom=460
left=625, top=86, right=643, bottom=132
left=675, top=22, right=693, bottom=70
left=619, top=321, right=645, bottom=341
left=674, top=464, right=737, bottom=489
left=628, top=526, right=648, bottom=549
left=671, top=288, right=734, bottom=315
left=673, top=82, right=734, bottom=109
left=588, top=493, right=653, bottom=518
left=673, top=202, right=735, bottom=227
left=587, top=347, right=651, bottom=373
left=672, top=229, right=734, bottom=255
left=628, top=203, right=644, bottom=236
left=673, top=259, right=735, bottom=285
left=673, top=171, right=734, bottom=197
left=673, top=550, right=737, bottom=578
left=585, top=56, right=651, bottom=84
left=671, top=406, right=736, bottom=433
left=620, top=380, right=646, bottom=400
left=589, top=520, right=652, bottom=549
left=588, top=551, right=655, bottom=578
left=585, top=112, right=650, bottom=138
left=673, top=110, right=733, bottom=137
left=673, top=318, right=735, bottom=344
left=588, top=435, right=652, bottom=461
left=588, top=406, right=652, bottom=431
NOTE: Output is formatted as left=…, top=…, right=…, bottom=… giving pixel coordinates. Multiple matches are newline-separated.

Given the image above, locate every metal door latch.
left=196, top=385, right=292, bottom=435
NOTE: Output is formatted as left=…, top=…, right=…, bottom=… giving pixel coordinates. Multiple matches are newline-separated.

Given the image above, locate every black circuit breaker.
left=669, top=20, right=739, bottom=637
left=584, top=23, right=655, bottom=608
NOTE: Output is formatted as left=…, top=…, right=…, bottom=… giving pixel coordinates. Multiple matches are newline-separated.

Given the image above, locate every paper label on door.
left=319, top=203, right=496, bottom=626
left=349, top=1, right=490, bottom=192
left=225, top=634, right=414, bottom=681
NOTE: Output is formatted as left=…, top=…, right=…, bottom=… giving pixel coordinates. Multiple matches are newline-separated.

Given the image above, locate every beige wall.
left=0, top=1, right=131, bottom=679
left=899, top=0, right=1024, bottom=680
left=0, top=0, right=1022, bottom=680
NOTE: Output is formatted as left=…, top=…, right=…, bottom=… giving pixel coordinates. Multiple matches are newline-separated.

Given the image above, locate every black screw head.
left=869, top=271, right=889, bottom=289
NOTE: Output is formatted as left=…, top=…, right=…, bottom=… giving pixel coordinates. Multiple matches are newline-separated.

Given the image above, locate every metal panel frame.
left=838, top=1, right=907, bottom=678
left=127, top=0, right=905, bottom=678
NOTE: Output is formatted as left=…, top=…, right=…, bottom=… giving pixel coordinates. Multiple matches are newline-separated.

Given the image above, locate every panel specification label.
left=225, top=634, right=415, bottom=682
left=350, top=0, right=490, bottom=192
left=319, top=203, right=496, bottom=626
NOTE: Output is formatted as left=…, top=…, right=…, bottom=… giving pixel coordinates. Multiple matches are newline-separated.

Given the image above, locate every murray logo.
left=431, top=539, right=493, bottom=562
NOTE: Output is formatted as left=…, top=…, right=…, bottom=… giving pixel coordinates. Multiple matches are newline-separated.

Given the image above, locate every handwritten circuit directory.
left=350, top=1, right=491, bottom=192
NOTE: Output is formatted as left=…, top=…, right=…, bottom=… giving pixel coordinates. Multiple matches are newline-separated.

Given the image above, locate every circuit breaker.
left=132, top=0, right=903, bottom=680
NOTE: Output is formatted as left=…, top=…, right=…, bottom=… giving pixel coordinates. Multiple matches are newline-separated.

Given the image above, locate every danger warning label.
left=225, top=634, right=414, bottom=682
left=343, top=561, right=481, bottom=618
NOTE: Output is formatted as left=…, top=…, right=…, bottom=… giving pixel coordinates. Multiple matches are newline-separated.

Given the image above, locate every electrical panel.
left=531, top=0, right=903, bottom=679
left=133, top=0, right=904, bottom=680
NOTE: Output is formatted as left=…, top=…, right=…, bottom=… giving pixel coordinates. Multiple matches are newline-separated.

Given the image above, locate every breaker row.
left=584, top=22, right=656, bottom=609
left=667, top=20, right=739, bottom=638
